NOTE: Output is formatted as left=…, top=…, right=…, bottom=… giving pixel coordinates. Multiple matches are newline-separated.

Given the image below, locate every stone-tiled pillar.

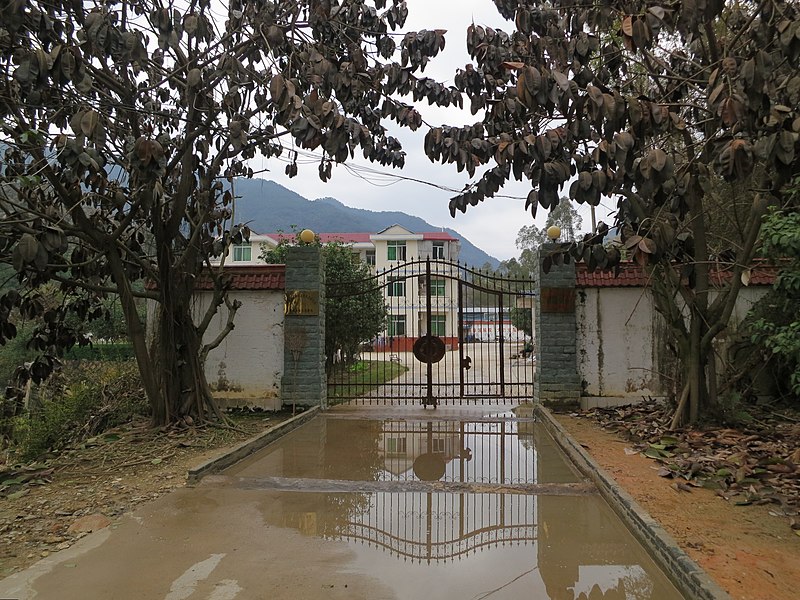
left=534, top=243, right=581, bottom=409
left=281, top=246, right=326, bottom=408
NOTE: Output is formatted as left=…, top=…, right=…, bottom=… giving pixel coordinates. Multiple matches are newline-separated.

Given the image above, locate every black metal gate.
left=326, top=258, right=536, bottom=406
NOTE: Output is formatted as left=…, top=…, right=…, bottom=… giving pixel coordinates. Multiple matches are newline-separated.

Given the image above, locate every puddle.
left=221, top=414, right=684, bottom=599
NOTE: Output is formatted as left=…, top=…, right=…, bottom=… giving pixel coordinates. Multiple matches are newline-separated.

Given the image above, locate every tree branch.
left=200, top=295, right=242, bottom=362
left=703, top=194, right=769, bottom=348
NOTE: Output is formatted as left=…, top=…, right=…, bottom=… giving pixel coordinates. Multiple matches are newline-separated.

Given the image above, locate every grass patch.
left=63, top=342, right=135, bottom=361
left=328, top=360, right=408, bottom=402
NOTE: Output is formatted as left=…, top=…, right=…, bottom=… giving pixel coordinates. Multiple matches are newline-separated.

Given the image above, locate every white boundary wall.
left=576, top=285, right=770, bottom=407
left=193, top=289, right=284, bottom=408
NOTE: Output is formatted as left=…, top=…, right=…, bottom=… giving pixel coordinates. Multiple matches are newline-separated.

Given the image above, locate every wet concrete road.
left=0, top=405, right=684, bottom=599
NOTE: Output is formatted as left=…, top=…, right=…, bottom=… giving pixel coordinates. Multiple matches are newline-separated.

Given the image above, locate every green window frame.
left=431, top=278, right=446, bottom=296
left=388, top=315, right=406, bottom=336
left=387, top=437, right=407, bottom=454
left=387, top=241, right=406, bottom=261
left=232, top=243, right=251, bottom=262
left=388, top=277, right=405, bottom=297
left=431, top=314, right=446, bottom=336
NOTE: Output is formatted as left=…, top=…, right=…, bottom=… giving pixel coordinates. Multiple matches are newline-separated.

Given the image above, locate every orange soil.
left=556, top=415, right=800, bottom=600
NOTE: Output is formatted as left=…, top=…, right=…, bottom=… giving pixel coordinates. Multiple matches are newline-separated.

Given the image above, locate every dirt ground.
left=3, top=408, right=800, bottom=600
left=557, top=414, right=800, bottom=600
left=0, top=411, right=294, bottom=578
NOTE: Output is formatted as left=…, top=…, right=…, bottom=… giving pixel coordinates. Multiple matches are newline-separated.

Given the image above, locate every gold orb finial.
left=299, top=229, right=315, bottom=244
left=546, top=225, right=561, bottom=241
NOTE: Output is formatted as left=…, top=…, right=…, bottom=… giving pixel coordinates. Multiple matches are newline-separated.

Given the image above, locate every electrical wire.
left=268, top=146, right=532, bottom=201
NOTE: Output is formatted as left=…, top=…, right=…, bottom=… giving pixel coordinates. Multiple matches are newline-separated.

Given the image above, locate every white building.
left=217, top=225, right=463, bottom=351
left=217, top=225, right=460, bottom=268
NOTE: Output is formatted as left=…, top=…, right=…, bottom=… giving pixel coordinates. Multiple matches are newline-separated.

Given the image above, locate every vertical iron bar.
left=458, top=279, right=465, bottom=400
left=425, top=257, right=433, bottom=406
left=500, top=421, right=507, bottom=516
left=459, top=421, right=465, bottom=538
left=498, top=291, right=506, bottom=399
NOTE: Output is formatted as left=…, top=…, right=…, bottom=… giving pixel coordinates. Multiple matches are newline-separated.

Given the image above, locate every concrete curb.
left=535, top=405, right=732, bottom=600
left=187, top=406, right=320, bottom=485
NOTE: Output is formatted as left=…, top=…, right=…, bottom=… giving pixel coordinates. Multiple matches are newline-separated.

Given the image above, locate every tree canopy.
left=516, top=198, right=584, bottom=248
left=0, top=0, right=456, bottom=425
left=425, top=0, right=800, bottom=423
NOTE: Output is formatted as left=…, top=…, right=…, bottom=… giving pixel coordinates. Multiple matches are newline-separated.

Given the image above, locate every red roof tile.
left=576, top=263, right=649, bottom=287
left=194, top=265, right=285, bottom=291
left=577, top=261, right=778, bottom=288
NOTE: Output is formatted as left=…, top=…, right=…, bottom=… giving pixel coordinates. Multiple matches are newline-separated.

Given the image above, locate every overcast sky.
left=255, top=0, right=610, bottom=261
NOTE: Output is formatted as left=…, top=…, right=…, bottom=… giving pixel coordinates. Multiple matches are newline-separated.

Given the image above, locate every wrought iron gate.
left=326, top=258, right=536, bottom=406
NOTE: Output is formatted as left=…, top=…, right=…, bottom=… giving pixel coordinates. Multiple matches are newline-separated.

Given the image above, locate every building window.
left=431, top=314, right=446, bottom=336
left=388, top=315, right=406, bottom=336
left=432, top=242, right=445, bottom=259
left=232, top=243, right=251, bottom=262
left=388, top=277, right=406, bottom=297
left=387, top=437, right=407, bottom=454
left=365, top=249, right=376, bottom=266
left=387, top=241, right=406, bottom=261
left=432, top=438, right=446, bottom=453
left=431, top=278, right=446, bottom=296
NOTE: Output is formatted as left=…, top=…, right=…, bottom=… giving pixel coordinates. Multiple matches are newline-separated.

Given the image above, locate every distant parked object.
left=466, top=321, right=527, bottom=343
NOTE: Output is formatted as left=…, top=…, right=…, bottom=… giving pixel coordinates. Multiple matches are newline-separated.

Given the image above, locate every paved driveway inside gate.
left=358, top=344, right=536, bottom=403
left=0, top=405, right=683, bottom=600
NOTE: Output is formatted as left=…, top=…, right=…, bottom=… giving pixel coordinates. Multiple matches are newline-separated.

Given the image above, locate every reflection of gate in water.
left=326, top=258, right=536, bottom=406
left=337, top=492, right=537, bottom=562
left=325, top=419, right=538, bottom=562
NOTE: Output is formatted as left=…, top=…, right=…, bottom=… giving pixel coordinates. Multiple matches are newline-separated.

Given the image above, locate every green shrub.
left=748, top=203, right=800, bottom=400
left=63, top=342, right=135, bottom=362
left=11, top=361, right=148, bottom=461
left=0, top=323, right=36, bottom=388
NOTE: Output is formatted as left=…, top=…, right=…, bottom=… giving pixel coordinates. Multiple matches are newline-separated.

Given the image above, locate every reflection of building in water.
left=378, top=419, right=536, bottom=486
left=378, top=421, right=465, bottom=478
left=245, top=415, right=677, bottom=598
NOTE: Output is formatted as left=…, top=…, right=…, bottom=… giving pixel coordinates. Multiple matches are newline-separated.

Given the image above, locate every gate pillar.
left=281, top=245, right=326, bottom=409
left=534, top=244, right=581, bottom=410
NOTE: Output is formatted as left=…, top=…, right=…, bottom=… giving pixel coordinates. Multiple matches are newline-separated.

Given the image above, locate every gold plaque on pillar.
left=540, top=288, right=575, bottom=313
left=285, top=291, right=319, bottom=315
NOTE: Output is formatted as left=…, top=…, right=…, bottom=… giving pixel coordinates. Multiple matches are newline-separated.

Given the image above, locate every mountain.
left=231, top=178, right=500, bottom=268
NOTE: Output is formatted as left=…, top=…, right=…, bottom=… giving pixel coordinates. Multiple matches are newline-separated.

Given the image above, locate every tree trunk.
left=104, top=245, right=167, bottom=422
left=688, top=311, right=704, bottom=423
left=687, top=190, right=711, bottom=423
left=149, top=278, right=220, bottom=427
left=127, top=194, right=225, bottom=426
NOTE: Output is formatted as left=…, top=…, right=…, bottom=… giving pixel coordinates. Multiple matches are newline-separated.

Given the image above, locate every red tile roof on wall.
left=576, top=263, right=649, bottom=287
left=194, top=265, right=285, bottom=291
left=576, top=261, right=778, bottom=288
